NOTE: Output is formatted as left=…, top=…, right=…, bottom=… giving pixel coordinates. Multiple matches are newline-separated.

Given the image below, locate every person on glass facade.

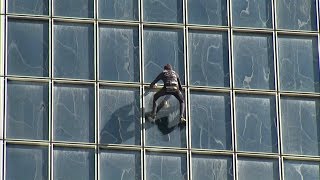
left=149, top=64, right=186, bottom=123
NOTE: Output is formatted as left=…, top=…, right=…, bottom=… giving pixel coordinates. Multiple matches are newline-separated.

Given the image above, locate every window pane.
left=233, top=33, right=274, bottom=90
left=146, top=152, right=187, bottom=180
left=188, top=0, right=227, bottom=26
left=232, top=0, right=272, bottom=28
left=8, top=0, right=49, bottom=15
left=53, top=84, right=95, bottom=143
left=276, top=0, right=317, bottom=31
left=6, top=144, right=48, bottom=180
left=278, top=36, right=319, bottom=92
left=98, top=0, right=138, bottom=20
left=236, top=94, right=278, bottom=153
left=190, top=91, right=232, bottom=150
left=188, top=30, right=229, bottom=87
left=143, top=0, right=182, bottom=23
left=8, top=19, right=49, bottom=77
left=100, top=149, right=141, bottom=180
left=54, top=147, right=95, bottom=180
left=54, top=22, right=94, bottom=79
left=281, top=96, right=320, bottom=156
left=7, top=81, right=49, bottom=140
left=237, top=157, right=279, bottom=180
left=192, top=155, right=233, bottom=180
left=144, top=28, right=184, bottom=84
left=54, top=0, right=94, bottom=18
left=99, top=25, right=139, bottom=82
left=284, top=160, right=320, bottom=180
left=99, top=87, right=140, bottom=145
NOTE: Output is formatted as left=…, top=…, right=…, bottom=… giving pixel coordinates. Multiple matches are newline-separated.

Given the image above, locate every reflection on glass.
left=237, top=157, right=279, bottom=180
left=54, top=0, right=94, bottom=18
left=284, top=160, right=320, bottom=180
left=190, top=91, right=232, bottom=150
left=188, top=30, right=229, bottom=87
left=99, top=0, right=138, bottom=20
left=144, top=28, right=184, bottom=84
left=54, top=147, right=95, bottom=180
left=143, top=0, right=182, bottom=23
left=99, top=87, right=140, bottom=145
left=99, top=25, right=139, bottom=82
left=192, top=154, right=233, bottom=180
left=233, top=33, right=274, bottom=90
left=8, top=19, right=49, bottom=77
left=7, top=81, right=49, bottom=140
left=281, top=96, right=320, bottom=156
left=53, top=84, right=95, bottom=143
left=146, top=152, right=187, bottom=180
left=278, top=35, right=319, bottom=92
left=6, top=144, right=48, bottom=180
left=8, top=0, right=49, bottom=15
left=100, top=149, right=141, bottom=180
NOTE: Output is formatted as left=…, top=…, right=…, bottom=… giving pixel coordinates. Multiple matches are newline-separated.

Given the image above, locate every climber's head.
left=164, top=64, right=172, bottom=70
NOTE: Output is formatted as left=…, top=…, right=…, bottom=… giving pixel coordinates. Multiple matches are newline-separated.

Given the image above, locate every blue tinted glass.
left=278, top=36, right=319, bottom=92
left=8, top=19, right=49, bottom=77
left=8, top=0, right=49, bottom=15
left=100, top=150, right=141, bottom=180
left=190, top=91, right=232, bottom=150
left=54, top=0, right=94, bottom=18
left=192, top=155, right=233, bottom=180
left=54, top=22, right=94, bottom=79
left=143, top=0, right=182, bottom=23
left=99, top=0, right=138, bottom=20
left=188, top=30, right=229, bottom=87
left=188, top=0, right=227, bottom=25
left=277, top=0, right=317, bottom=31
left=232, top=0, right=272, bottom=28
left=99, top=25, right=139, bottom=82
left=233, top=33, right=274, bottom=89
left=54, top=147, right=95, bottom=180
left=237, top=157, right=279, bottom=180
left=146, top=152, right=187, bottom=180
left=99, top=87, right=140, bottom=145
left=6, top=144, right=48, bottom=180
left=281, top=96, right=320, bottom=156
left=236, top=94, right=277, bottom=153
left=284, top=160, right=320, bottom=180
left=53, top=84, right=95, bottom=143
left=7, top=81, right=49, bottom=140
left=144, top=28, right=184, bottom=84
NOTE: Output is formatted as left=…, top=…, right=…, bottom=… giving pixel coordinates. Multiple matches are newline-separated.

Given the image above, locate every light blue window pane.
left=188, top=0, right=227, bottom=26
left=188, top=30, right=229, bottom=87
left=276, top=0, right=317, bottom=31
left=7, top=81, right=49, bottom=140
left=99, top=87, right=140, bottom=145
left=233, top=33, right=274, bottom=90
left=99, top=25, right=139, bottom=82
left=54, top=0, right=94, bottom=18
left=232, top=0, right=272, bottom=28
left=190, top=92, right=232, bottom=150
left=278, top=36, right=319, bottom=92
left=8, top=19, right=49, bottom=77
left=53, top=84, right=95, bottom=143
left=281, top=97, right=320, bottom=156
left=144, top=89, right=186, bottom=148
left=6, top=144, right=48, bottom=180
left=8, top=0, right=49, bottom=15
left=284, top=160, right=320, bottom=180
left=146, top=152, right=187, bottom=180
left=100, top=149, right=141, bottom=180
left=143, top=0, right=182, bottom=23
left=54, top=147, right=95, bottom=180
left=192, top=155, right=233, bottom=180
left=237, top=157, right=279, bottom=180
left=144, top=28, right=184, bottom=84
left=98, top=0, right=138, bottom=20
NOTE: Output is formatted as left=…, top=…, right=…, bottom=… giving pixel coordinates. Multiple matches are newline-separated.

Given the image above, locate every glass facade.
left=1, top=0, right=320, bottom=180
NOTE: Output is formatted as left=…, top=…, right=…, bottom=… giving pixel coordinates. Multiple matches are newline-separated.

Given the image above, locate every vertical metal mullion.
left=315, top=0, right=319, bottom=31
left=95, top=0, right=99, bottom=179
left=140, top=0, right=145, bottom=178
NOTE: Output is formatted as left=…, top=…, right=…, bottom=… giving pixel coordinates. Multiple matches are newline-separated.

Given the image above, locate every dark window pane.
left=284, top=160, right=320, bottom=180
left=8, top=0, right=49, bottom=15
left=98, top=0, right=138, bottom=20
left=143, top=0, right=182, bottom=23
left=54, top=0, right=94, bottom=18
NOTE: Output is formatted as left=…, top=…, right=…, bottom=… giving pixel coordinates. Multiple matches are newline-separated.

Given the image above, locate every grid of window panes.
left=1, top=0, right=320, bottom=180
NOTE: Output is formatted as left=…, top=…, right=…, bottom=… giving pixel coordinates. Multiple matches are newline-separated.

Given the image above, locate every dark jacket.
left=150, top=70, right=182, bottom=90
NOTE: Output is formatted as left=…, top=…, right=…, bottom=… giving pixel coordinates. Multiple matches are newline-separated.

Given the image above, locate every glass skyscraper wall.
left=0, top=0, right=320, bottom=180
